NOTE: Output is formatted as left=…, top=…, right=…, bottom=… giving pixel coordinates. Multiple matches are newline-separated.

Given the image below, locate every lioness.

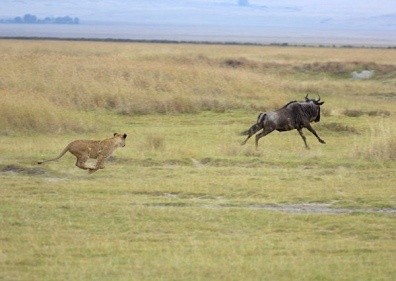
left=38, top=133, right=127, bottom=174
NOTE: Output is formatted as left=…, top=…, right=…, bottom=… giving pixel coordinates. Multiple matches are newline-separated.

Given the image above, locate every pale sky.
left=0, top=1, right=395, bottom=45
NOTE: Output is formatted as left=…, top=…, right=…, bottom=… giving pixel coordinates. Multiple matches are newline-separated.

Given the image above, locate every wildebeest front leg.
left=305, top=124, right=326, bottom=144
left=297, top=129, right=309, bottom=149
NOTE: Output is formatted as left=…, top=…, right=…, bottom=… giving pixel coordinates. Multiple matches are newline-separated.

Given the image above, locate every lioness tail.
left=38, top=145, right=70, bottom=164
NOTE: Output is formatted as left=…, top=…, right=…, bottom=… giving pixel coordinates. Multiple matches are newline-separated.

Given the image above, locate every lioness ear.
left=123, top=134, right=127, bottom=139
left=114, top=133, right=117, bottom=136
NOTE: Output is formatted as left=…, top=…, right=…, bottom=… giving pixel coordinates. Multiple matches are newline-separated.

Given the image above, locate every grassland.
left=0, top=40, right=395, bottom=280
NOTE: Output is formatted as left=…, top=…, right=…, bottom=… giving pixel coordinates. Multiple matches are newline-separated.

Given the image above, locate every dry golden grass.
left=2, top=40, right=395, bottom=119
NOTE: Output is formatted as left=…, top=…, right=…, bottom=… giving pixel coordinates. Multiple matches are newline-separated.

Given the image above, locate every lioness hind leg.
left=75, top=156, right=91, bottom=170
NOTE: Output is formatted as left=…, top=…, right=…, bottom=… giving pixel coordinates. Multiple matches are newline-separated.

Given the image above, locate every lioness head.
left=113, top=133, right=127, bottom=147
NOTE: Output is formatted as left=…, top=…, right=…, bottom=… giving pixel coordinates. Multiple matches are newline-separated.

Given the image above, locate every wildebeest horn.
left=305, top=94, right=309, bottom=101
left=316, top=95, right=321, bottom=102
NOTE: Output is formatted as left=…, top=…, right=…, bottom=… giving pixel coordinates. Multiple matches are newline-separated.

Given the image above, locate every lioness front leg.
left=88, top=155, right=106, bottom=174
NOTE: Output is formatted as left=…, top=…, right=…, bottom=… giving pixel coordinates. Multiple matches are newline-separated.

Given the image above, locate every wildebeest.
left=241, top=95, right=326, bottom=149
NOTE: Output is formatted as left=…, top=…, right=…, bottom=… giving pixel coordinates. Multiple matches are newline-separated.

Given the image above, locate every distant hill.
left=0, top=14, right=79, bottom=24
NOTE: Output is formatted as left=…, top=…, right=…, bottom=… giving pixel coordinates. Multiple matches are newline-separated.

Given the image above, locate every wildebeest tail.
left=256, top=112, right=266, bottom=124
left=240, top=122, right=262, bottom=136
left=241, top=113, right=266, bottom=136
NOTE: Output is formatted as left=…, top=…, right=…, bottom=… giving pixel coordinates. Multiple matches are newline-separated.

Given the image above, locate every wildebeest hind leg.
left=241, top=135, right=252, bottom=145
left=241, top=134, right=253, bottom=145
left=255, top=128, right=274, bottom=149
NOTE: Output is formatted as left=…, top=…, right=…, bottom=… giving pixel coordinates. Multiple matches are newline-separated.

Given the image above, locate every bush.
left=144, top=134, right=166, bottom=151
left=320, top=122, right=359, bottom=134
left=343, top=109, right=365, bottom=117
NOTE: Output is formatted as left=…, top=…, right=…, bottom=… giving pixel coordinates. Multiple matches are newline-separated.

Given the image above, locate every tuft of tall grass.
left=353, top=121, right=396, bottom=161
left=142, top=133, right=166, bottom=151
left=343, top=109, right=391, bottom=118
left=319, top=122, right=359, bottom=134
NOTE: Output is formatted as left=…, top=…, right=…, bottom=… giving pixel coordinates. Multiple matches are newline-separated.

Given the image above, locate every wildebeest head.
left=305, top=94, right=324, bottom=105
left=303, top=94, right=324, bottom=122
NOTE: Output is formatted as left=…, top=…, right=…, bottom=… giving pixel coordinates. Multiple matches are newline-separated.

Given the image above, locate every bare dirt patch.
left=136, top=196, right=396, bottom=215
left=245, top=203, right=396, bottom=215
left=1, top=164, right=46, bottom=175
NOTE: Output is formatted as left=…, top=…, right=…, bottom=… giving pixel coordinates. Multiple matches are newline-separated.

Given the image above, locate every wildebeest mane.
left=281, top=100, right=298, bottom=109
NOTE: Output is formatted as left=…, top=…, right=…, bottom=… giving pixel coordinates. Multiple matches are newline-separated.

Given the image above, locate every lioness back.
left=68, top=140, right=102, bottom=159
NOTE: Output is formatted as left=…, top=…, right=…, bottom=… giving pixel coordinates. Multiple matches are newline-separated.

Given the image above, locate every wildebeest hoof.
left=320, top=139, right=326, bottom=144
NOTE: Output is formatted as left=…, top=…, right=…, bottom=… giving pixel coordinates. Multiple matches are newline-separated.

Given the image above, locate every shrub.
left=144, top=133, right=166, bottom=151
left=343, top=109, right=391, bottom=118
left=320, top=122, right=359, bottom=134
left=343, top=109, right=365, bottom=117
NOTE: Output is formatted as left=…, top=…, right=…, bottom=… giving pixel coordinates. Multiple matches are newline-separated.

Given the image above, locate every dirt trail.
left=244, top=203, right=396, bottom=215
left=140, top=202, right=396, bottom=215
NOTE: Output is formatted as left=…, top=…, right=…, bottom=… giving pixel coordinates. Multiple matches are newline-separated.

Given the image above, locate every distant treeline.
left=0, top=14, right=79, bottom=25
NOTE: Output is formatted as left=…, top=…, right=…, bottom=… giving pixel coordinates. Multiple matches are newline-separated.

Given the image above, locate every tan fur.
left=38, top=133, right=127, bottom=174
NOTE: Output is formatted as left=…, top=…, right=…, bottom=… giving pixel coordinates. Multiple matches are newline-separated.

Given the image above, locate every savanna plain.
left=0, top=40, right=395, bottom=280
